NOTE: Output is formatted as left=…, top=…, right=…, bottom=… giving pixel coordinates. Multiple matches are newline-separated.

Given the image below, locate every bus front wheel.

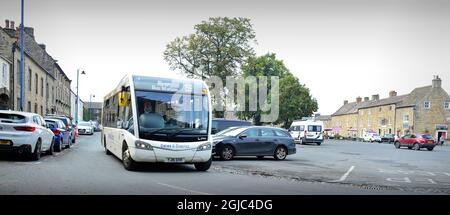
left=194, top=158, right=212, bottom=171
left=122, top=148, right=138, bottom=171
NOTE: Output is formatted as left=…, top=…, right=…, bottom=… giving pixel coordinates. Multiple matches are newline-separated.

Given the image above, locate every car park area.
left=1, top=132, right=449, bottom=195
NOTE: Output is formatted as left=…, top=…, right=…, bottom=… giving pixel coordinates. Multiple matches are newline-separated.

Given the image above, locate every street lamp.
left=75, top=69, right=85, bottom=124
left=89, top=94, right=95, bottom=121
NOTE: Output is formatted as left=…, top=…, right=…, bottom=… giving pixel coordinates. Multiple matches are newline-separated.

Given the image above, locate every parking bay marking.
left=331, top=166, right=355, bottom=182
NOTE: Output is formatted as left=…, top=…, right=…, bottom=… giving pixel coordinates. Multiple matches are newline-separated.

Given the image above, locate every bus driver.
left=139, top=101, right=164, bottom=129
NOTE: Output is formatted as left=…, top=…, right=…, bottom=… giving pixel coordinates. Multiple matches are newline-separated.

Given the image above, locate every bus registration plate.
left=166, top=157, right=184, bottom=163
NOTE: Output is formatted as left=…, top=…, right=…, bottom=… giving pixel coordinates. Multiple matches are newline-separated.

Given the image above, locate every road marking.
left=427, top=179, right=437, bottom=184
left=32, top=162, right=41, bottom=165
left=443, top=172, right=450, bottom=177
left=157, top=182, right=212, bottom=195
left=331, top=166, right=355, bottom=182
left=386, top=177, right=411, bottom=183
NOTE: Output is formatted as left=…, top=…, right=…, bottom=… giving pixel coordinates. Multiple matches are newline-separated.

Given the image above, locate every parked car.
left=381, top=134, right=395, bottom=143
left=44, top=118, right=71, bottom=151
left=395, top=134, right=436, bottom=151
left=362, top=132, right=382, bottom=143
left=0, top=110, right=55, bottom=160
left=211, top=118, right=252, bottom=134
left=45, top=115, right=76, bottom=144
left=213, top=126, right=296, bottom=161
left=289, top=120, right=324, bottom=145
left=77, top=121, right=94, bottom=135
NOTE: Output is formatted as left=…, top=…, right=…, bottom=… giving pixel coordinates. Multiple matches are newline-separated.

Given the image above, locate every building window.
left=424, top=101, right=430, bottom=109
left=41, top=78, right=44, bottom=97
left=35, top=74, right=38, bottom=94
left=403, top=114, right=409, bottom=122
left=34, top=103, right=38, bottom=114
left=379, top=107, right=382, bottom=112
left=40, top=105, right=43, bottom=116
left=16, top=60, right=21, bottom=85
left=445, top=101, right=449, bottom=110
left=389, top=105, right=393, bottom=111
left=28, top=68, right=32, bottom=91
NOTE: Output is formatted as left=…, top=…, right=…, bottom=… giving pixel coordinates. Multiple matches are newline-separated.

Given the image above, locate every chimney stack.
left=10, top=21, right=15, bottom=29
left=39, top=44, right=46, bottom=50
left=432, top=75, right=442, bottom=88
left=24, top=27, right=34, bottom=39
left=372, top=94, right=379, bottom=100
left=364, top=97, right=369, bottom=102
left=356, top=97, right=362, bottom=103
left=389, top=90, right=397, bottom=97
left=5, top=19, right=9, bottom=28
left=344, top=100, right=348, bottom=105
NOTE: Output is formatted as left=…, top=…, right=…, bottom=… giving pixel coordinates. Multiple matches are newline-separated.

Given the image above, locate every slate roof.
left=332, top=85, right=440, bottom=116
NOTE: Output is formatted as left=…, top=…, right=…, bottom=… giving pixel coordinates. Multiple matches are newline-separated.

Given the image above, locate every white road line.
left=331, top=166, right=355, bottom=183
left=32, top=162, right=41, bottom=165
left=157, top=182, right=212, bottom=195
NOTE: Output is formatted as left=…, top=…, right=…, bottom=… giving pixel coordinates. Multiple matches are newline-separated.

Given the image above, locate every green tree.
left=236, top=53, right=318, bottom=128
left=164, top=17, right=256, bottom=117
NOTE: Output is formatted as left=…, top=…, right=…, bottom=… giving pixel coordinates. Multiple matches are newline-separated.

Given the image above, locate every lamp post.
left=75, top=69, right=85, bottom=124
left=19, top=0, right=25, bottom=111
left=89, top=94, right=95, bottom=121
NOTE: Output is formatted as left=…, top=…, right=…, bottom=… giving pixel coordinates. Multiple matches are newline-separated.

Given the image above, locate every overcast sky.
left=1, top=0, right=449, bottom=114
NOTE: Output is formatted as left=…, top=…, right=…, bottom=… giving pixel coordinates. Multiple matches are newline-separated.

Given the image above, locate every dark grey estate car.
left=213, top=126, right=296, bottom=161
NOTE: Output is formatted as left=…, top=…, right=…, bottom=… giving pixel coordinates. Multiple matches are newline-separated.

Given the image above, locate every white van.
left=289, top=120, right=324, bottom=145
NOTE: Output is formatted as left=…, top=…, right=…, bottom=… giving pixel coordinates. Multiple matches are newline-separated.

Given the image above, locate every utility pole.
left=75, top=69, right=85, bottom=124
left=19, top=0, right=25, bottom=111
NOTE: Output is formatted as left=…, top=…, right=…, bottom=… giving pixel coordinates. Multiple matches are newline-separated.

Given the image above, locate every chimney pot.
left=344, top=100, right=348, bottom=105
left=364, top=97, right=369, bottom=102
left=10, top=21, right=15, bottom=29
left=371, top=94, right=380, bottom=100
left=356, top=97, right=362, bottom=103
left=389, top=90, right=397, bottom=97
left=5, top=19, right=9, bottom=28
left=39, top=44, right=46, bottom=50
left=432, top=75, right=442, bottom=88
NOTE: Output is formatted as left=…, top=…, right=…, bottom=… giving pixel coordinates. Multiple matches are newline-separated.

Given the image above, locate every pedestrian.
left=439, top=135, right=445, bottom=146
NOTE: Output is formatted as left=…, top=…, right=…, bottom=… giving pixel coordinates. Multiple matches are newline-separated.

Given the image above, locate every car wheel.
left=257, top=156, right=264, bottom=159
left=407, top=146, right=412, bottom=149
left=30, top=139, right=42, bottom=161
left=316, top=142, right=321, bottom=146
left=427, top=147, right=434, bottom=151
left=394, top=141, right=400, bottom=149
left=412, top=143, right=420, bottom=150
left=47, top=139, right=55, bottom=155
left=220, top=145, right=235, bottom=161
left=55, top=138, right=62, bottom=152
left=274, top=146, right=287, bottom=160
left=122, top=148, right=138, bottom=171
left=194, top=158, right=212, bottom=171
left=104, top=137, right=112, bottom=155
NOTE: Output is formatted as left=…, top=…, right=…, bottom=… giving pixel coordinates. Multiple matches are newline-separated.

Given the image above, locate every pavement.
left=1, top=133, right=449, bottom=195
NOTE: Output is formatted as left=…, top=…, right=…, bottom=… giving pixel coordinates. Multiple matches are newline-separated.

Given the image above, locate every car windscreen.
left=79, top=122, right=91, bottom=126
left=0, top=113, right=26, bottom=123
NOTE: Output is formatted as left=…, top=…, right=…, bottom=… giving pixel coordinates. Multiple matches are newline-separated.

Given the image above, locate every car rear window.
left=422, top=134, right=433, bottom=139
left=308, top=125, right=322, bottom=132
left=0, top=113, right=27, bottom=123
left=274, top=129, right=290, bottom=137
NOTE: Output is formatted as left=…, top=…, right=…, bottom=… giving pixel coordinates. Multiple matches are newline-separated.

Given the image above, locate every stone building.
left=0, top=20, right=71, bottom=116
left=84, top=102, right=103, bottom=123
left=330, top=76, right=450, bottom=141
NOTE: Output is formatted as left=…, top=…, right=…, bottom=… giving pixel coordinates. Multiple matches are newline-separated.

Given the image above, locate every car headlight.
left=135, top=140, right=153, bottom=150
left=197, top=143, right=212, bottom=151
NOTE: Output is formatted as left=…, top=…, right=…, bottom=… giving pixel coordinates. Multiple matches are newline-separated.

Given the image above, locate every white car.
left=362, top=133, right=382, bottom=143
left=77, top=121, right=94, bottom=135
left=0, top=110, right=55, bottom=160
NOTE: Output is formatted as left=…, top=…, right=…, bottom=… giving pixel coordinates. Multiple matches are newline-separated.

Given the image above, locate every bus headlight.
left=197, top=143, right=211, bottom=151
left=135, top=140, right=153, bottom=150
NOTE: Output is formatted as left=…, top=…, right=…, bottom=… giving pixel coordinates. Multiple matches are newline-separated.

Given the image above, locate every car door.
left=35, top=116, right=50, bottom=150
left=258, top=128, right=278, bottom=155
left=58, top=121, right=70, bottom=145
left=234, top=128, right=260, bottom=155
